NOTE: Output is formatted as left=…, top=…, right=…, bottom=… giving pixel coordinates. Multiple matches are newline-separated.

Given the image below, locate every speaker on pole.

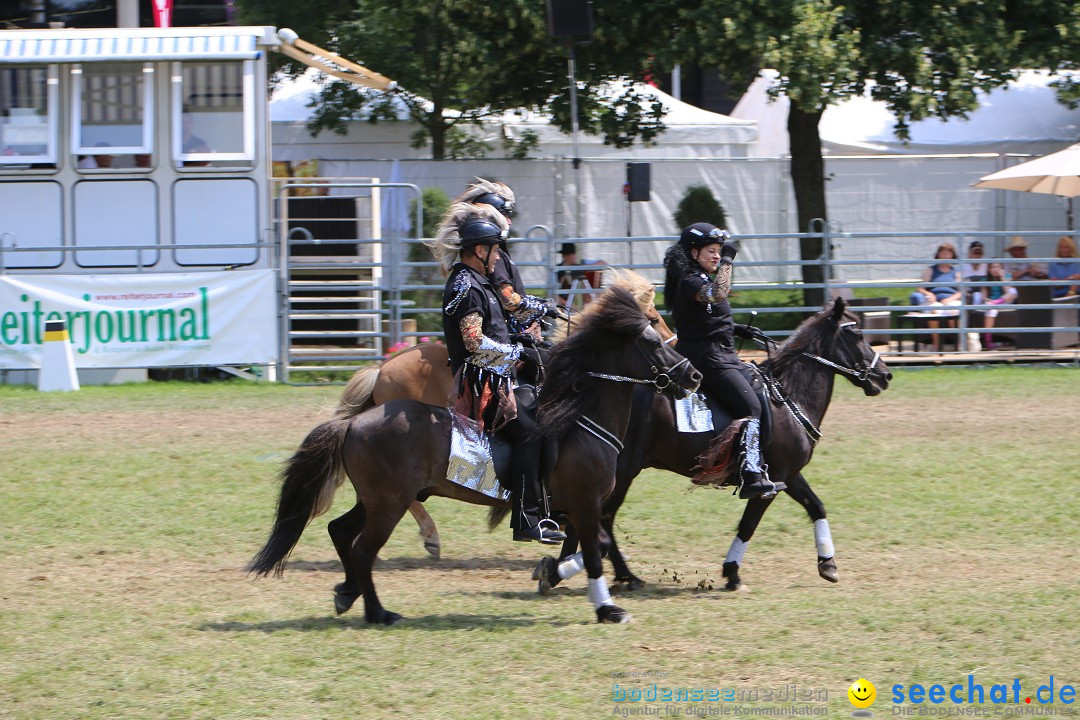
left=546, top=0, right=594, bottom=37
left=626, top=162, right=651, bottom=202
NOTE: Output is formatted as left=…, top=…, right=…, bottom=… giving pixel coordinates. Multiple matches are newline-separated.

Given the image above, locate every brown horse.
left=248, top=286, right=702, bottom=625
left=333, top=270, right=675, bottom=559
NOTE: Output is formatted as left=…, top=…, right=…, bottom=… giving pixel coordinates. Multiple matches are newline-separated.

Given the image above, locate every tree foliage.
left=673, top=185, right=727, bottom=233
left=664, top=0, right=1080, bottom=305
left=236, top=0, right=672, bottom=158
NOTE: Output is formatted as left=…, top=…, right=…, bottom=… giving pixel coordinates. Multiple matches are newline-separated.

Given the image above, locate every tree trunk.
left=429, top=117, right=446, bottom=160
left=787, top=101, right=828, bottom=309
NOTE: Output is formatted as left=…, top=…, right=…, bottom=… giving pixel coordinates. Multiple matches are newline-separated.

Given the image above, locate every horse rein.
left=578, top=323, right=691, bottom=457
left=585, top=343, right=692, bottom=394
left=752, top=320, right=879, bottom=447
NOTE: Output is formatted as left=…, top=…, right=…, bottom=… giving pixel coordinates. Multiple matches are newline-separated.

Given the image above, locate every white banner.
left=0, top=270, right=278, bottom=369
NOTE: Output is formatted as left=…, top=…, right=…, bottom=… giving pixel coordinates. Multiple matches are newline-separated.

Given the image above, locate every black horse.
left=535, top=296, right=892, bottom=593
left=247, top=286, right=701, bottom=625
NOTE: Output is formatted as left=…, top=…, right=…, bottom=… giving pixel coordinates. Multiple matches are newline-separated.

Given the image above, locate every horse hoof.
left=818, top=557, right=839, bottom=583
left=614, top=576, right=645, bottom=591
left=366, top=610, right=403, bottom=626
left=721, top=562, right=741, bottom=591
left=424, top=539, right=441, bottom=560
left=596, top=605, right=631, bottom=624
left=532, top=556, right=560, bottom=595
left=334, top=591, right=359, bottom=615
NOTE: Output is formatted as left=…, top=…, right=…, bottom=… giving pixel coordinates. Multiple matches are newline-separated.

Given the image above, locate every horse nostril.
left=691, top=371, right=703, bottom=383
left=885, top=371, right=893, bottom=381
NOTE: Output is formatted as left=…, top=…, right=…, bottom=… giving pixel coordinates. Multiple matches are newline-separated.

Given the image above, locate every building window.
left=173, top=60, right=254, bottom=168
left=0, top=65, right=57, bottom=166
left=72, top=62, right=154, bottom=169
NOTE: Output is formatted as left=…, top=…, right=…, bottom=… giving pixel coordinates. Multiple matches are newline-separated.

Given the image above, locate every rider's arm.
left=460, top=312, right=521, bottom=371
left=695, top=263, right=733, bottom=304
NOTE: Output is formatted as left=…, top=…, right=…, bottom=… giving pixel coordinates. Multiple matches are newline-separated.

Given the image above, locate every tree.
left=667, top=0, right=1080, bottom=306
left=673, top=185, right=727, bottom=232
left=236, top=0, right=672, bottom=159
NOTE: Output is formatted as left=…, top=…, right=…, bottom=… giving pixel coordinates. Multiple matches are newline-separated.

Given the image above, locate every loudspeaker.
left=546, top=0, right=594, bottom=37
left=626, top=162, right=651, bottom=202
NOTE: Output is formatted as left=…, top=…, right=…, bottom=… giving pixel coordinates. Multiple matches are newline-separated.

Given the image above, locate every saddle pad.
left=446, top=411, right=511, bottom=501
left=674, top=392, right=714, bottom=433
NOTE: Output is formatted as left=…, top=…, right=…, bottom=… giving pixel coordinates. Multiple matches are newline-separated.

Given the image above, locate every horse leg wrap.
left=587, top=577, right=614, bottom=608
left=725, top=537, right=749, bottom=566
left=814, top=518, right=835, bottom=559
left=558, top=552, right=585, bottom=580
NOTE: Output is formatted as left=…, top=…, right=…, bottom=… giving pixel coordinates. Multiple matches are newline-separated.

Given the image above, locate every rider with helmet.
left=454, top=178, right=556, bottom=337
left=433, top=203, right=566, bottom=544
left=663, top=222, right=787, bottom=500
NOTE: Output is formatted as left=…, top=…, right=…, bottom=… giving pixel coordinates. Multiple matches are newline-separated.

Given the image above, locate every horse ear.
left=830, top=296, right=847, bottom=324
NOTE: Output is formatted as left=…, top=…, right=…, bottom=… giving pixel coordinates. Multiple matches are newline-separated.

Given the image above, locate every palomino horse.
left=248, top=286, right=701, bottom=625
left=537, top=296, right=892, bottom=593
left=333, top=270, right=674, bottom=559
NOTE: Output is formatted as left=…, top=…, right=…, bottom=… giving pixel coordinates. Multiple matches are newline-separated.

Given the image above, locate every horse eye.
left=649, top=317, right=659, bottom=326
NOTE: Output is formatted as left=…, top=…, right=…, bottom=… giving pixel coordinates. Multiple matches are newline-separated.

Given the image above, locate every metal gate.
left=277, top=181, right=422, bottom=382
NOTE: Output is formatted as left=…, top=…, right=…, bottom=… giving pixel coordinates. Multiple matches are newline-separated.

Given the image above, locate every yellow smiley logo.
left=848, top=678, right=877, bottom=709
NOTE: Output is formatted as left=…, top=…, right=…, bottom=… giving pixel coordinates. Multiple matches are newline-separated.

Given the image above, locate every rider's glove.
left=518, top=345, right=542, bottom=367
left=733, top=323, right=761, bottom=340
left=510, top=332, right=537, bottom=347
left=543, top=297, right=561, bottom=319
left=720, top=238, right=739, bottom=264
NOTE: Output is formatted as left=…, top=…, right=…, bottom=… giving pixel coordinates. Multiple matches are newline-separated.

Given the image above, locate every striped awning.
left=0, top=27, right=276, bottom=64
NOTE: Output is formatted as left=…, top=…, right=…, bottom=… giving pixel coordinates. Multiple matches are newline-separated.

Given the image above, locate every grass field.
left=2, top=367, right=1079, bottom=719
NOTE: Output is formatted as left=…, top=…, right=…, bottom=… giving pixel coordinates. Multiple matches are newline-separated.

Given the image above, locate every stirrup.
left=738, top=474, right=786, bottom=500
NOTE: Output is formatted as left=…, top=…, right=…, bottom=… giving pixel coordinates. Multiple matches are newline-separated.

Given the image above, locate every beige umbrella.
left=974, top=143, right=1080, bottom=227
left=974, top=142, right=1080, bottom=195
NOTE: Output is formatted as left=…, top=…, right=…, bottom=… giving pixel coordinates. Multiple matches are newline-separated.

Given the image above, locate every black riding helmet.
left=474, top=192, right=515, bottom=218
left=679, top=222, right=730, bottom=249
left=458, top=218, right=507, bottom=248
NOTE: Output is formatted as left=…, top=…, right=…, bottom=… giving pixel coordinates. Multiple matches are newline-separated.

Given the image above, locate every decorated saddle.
left=671, top=363, right=774, bottom=487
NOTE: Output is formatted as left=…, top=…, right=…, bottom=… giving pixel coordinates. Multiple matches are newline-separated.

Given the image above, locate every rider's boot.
left=737, top=417, right=787, bottom=500
left=511, top=438, right=566, bottom=545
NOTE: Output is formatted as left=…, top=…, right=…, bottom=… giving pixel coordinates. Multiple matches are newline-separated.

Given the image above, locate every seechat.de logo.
left=849, top=678, right=877, bottom=717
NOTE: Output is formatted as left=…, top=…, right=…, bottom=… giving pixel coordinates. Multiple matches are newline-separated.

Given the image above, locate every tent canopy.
left=269, top=72, right=757, bottom=160
left=732, top=70, right=1080, bottom=157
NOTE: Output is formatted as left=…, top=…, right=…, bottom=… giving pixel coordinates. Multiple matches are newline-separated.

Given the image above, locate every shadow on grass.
left=476, top=583, right=736, bottom=602
left=287, top=556, right=538, bottom=573
left=199, top=612, right=557, bottom=633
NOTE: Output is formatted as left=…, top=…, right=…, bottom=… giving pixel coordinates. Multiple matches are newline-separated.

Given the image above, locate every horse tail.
left=248, top=417, right=352, bottom=577
left=487, top=506, right=510, bottom=532
left=334, top=365, right=380, bottom=419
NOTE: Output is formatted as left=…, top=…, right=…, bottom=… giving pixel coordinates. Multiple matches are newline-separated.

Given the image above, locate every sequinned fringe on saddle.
left=690, top=418, right=748, bottom=487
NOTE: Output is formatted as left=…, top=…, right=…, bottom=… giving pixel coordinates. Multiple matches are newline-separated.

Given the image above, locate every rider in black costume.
left=436, top=206, right=566, bottom=544
left=664, top=222, right=787, bottom=500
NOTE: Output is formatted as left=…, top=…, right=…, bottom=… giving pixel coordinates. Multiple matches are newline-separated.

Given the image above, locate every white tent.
left=270, top=70, right=428, bottom=162
left=732, top=69, right=1080, bottom=157
left=270, top=72, right=758, bottom=161
left=497, top=82, right=757, bottom=159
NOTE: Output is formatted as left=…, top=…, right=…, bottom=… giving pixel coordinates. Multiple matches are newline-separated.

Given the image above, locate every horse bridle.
left=585, top=323, right=693, bottom=394
left=800, top=322, right=882, bottom=382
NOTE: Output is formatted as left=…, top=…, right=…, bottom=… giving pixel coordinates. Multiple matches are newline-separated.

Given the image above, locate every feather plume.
left=454, top=177, right=515, bottom=206
left=426, top=201, right=509, bottom=272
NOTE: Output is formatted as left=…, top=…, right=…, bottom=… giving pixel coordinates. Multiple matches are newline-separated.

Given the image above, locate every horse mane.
left=767, top=299, right=850, bottom=379
left=548, top=268, right=656, bottom=343
left=539, top=284, right=648, bottom=437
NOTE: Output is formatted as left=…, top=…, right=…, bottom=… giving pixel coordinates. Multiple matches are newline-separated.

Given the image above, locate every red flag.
left=152, top=0, right=173, bottom=27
